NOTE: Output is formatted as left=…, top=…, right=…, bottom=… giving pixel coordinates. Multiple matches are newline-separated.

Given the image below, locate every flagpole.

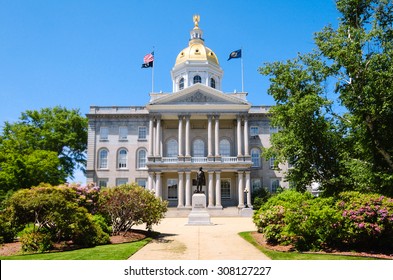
left=151, top=47, right=155, bottom=93
left=241, top=47, right=244, bottom=92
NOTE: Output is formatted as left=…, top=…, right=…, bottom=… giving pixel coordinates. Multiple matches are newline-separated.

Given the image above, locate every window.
left=210, top=78, right=216, bottom=88
left=136, top=178, right=147, bottom=188
left=269, top=157, right=276, bottom=169
left=166, top=139, right=178, bottom=157
left=118, top=149, right=127, bottom=169
left=251, top=148, right=261, bottom=168
left=179, top=78, right=184, bottom=90
left=271, top=179, right=280, bottom=193
left=98, top=149, right=108, bottom=169
left=192, top=139, right=205, bottom=157
left=137, top=149, right=147, bottom=169
left=193, top=75, right=201, bottom=84
left=98, top=179, right=108, bottom=188
left=138, top=126, right=147, bottom=140
left=252, top=179, right=262, bottom=192
left=119, top=126, right=128, bottom=140
left=219, top=139, right=230, bottom=156
left=100, top=127, right=109, bottom=141
left=221, top=179, right=231, bottom=199
left=167, top=179, right=178, bottom=200
left=250, top=126, right=259, bottom=137
left=116, top=178, right=128, bottom=186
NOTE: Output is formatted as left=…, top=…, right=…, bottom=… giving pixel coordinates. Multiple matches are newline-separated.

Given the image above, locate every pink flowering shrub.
left=66, top=183, right=100, bottom=213
left=337, top=191, right=393, bottom=250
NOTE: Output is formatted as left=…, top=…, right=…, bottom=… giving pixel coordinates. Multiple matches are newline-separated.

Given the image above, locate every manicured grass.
left=239, top=232, right=379, bottom=260
left=0, top=238, right=152, bottom=260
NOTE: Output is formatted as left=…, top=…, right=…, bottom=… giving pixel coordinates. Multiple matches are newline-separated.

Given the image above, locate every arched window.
left=210, top=78, right=216, bottom=88
left=166, top=139, right=178, bottom=157
left=98, top=149, right=108, bottom=169
left=118, top=149, right=127, bottom=169
left=137, top=149, right=147, bottom=169
left=251, top=148, right=261, bottom=168
left=192, top=139, right=205, bottom=157
left=179, top=78, right=184, bottom=90
left=193, top=75, right=201, bottom=84
left=219, top=139, right=230, bottom=156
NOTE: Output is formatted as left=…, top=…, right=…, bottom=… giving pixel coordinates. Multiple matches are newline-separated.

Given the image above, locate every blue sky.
left=0, top=0, right=340, bottom=183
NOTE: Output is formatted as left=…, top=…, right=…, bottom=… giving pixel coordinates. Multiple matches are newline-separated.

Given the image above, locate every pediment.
left=167, top=90, right=229, bottom=104
left=149, top=84, right=249, bottom=106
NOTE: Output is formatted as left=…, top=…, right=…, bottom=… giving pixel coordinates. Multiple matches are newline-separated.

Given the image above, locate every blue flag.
left=227, top=49, right=241, bottom=60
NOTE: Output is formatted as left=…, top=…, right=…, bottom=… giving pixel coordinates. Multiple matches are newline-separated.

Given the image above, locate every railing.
left=158, top=157, right=239, bottom=164
left=221, top=156, right=238, bottom=163
left=191, top=157, right=208, bottom=163
left=162, top=157, right=178, bottom=163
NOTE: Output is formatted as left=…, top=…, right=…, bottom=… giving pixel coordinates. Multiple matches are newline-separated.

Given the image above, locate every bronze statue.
left=196, top=167, right=205, bottom=193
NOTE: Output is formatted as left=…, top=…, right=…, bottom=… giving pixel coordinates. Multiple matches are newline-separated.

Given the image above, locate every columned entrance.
left=148, top=170, right=250, bottom=208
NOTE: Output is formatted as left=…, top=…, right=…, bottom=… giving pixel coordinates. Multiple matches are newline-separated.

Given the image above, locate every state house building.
left=86, top=16, right=289, bottom=208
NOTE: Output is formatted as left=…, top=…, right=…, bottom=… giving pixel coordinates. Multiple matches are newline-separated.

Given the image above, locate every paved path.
left=129, top=217, right=270, bottom=260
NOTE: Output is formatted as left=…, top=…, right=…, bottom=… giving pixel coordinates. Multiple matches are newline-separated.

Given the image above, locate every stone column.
left=237, top=115, right=242, bottom=156
left=207, top=115, right=213, bottom=157
left=208, top=171, right=214, bottom=208
left=238, top=171, right=244, bottom=208
left=185, top=171, right=191, bottom=207
left=214, top=115, right=220, bottom=157
left=155, top=172, right=162, bottom=198
left=148, top=117, right=154, bottom=157
left=178, top=172, right=184, bottom=208
left=185, top=116, right=191, bottom=157
left=244, top=116, right=249, bottom=156
left=155, top=117, right=161, bottom=157
left=178, top=115, right=183, bottom=157
left=245, top=171, right=251, bottom=207
left=148, top=172, right=154, bottom=191
left=215, top=171, right=222, bottom=208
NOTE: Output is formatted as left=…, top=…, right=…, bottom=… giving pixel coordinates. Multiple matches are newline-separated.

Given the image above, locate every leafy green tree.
left=260, top=0, right=393, bottom=195
left=0, top=106, right=87, bottom=193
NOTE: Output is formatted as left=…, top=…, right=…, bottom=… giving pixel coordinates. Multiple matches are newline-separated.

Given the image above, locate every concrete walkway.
left=129, top=217, right=270, bottom=260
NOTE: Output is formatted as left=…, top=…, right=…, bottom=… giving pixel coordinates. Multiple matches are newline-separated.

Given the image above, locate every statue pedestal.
left=240, top=207, right=254, bottom=217
left=187, top=193, right=212, bottom=225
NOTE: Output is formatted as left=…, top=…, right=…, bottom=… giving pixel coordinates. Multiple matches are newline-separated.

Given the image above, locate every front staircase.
left=164, top=207, right=254, bottom=218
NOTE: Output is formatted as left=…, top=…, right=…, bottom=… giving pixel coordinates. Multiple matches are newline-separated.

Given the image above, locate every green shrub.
left=0, top=211, right=17, bottom=244
left=5, top=184, right=110, bottom=250
left=251, top=187, right=271, bottom=210
left=20, top=229, right=52, bottom=253
left=93, top=214, right=112, bottom=235
left=253, top=190, right=342, bottom=251
left=253, top=190, right=313, bottom=246
left=286, top=197, right=342, bottom=251
left=68, top=209, right=110, bottom=247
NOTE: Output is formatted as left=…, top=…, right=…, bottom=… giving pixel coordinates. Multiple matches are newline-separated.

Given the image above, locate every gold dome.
left=174, top=15, right=219, bottom=67
left=175, top=44, right=219, bottom=66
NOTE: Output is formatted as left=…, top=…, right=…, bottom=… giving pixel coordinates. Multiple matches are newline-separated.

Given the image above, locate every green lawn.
left=239, top=232, right=380, bottom=260
left=0, top=238, right=152, bottom=260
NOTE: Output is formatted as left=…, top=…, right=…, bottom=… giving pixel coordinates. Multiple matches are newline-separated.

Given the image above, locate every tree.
left=260, top=0, right=393, bottom=196
left=0, top=106, right=87, bottom=193
left=260, top=54, right=350, bottom=195
left=99, top=184, right=168, bottom=235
